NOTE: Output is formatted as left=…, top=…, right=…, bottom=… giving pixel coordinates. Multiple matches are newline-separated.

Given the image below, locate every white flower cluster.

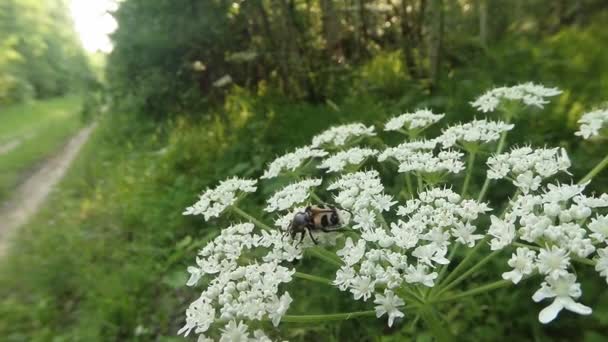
left=439, top=119, right=514, bottom=148
left=261, top=146, right=328, bottom=179
left=311, top=123, right=376, bottom=148
left=265, top=178, right=322, bottom=212
left=327, top=170, right=395, bottom=230
left=471, top=82, right=562, bottom=113
left=486, top=146, right=571, bottom=193
left=180, top=223, right=298, bottom=340
left=332, top=187, right=489, bottom=326
left=384, top=109, right=445, bottom=132
left=575, top=108, right=608, bottom=139
left=318, top=147, right=378, bottom=173
left=378, top=139, right=464, bottom=175
left=489, top=182, right=608, bottom=323
left=183, top=178, right=258, bottom=220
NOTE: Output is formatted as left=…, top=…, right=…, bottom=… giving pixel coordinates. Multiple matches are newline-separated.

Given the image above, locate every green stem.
left=432, top=244, right=460, bottom=296
left=431, top=279, right=512, bottom=304
left=310, top=192, right=325, bottom=205
left=405, top=173, right=414, bottom=197
left=419, top=306, right=454, bottom=342
left=436, top=236, right=488, bottom=292
left=478, top=126, right=510, bottom=202
left=293, top=272, right=334, bottom=286
left=306, top=247, right=344, bottom=267
left=231, top=206, right=273, bottom=231
left=416, top=172, right=424, bottom=191
left=435, top=250, right=501, bottom=297
left=281, top=310, right=378, bottom=323
left=578, top=152, right=608, bottom=184
left=461, top=151, right=476, bottom=197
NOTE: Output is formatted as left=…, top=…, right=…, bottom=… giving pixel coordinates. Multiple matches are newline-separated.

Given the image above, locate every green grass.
left=0, top=96, right=83, bottom=200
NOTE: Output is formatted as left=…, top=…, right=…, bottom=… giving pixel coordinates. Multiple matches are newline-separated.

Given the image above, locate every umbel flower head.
left=183, top=178, right=257, bottom=220
left=471, top=82, right=562, bottom=113
left=575, top=107, right=608, bottom=139
left=179, top=82, right=608, bottom=340
left=384, top=109, right=445, bottom=132
left=311, top=123, right=375, bottom=148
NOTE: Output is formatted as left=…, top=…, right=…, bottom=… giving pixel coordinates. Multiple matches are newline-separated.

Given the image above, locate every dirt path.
left=0, top=123, right=97, bottom=255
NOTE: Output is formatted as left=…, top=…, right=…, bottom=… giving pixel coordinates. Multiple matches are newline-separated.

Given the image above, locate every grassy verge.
left=0, top=96, right=83, bottom=200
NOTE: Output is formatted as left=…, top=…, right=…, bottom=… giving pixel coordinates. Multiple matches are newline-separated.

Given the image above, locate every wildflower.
left=439, top=119, right=514, bottom=148
left=318, top=147, right=378, bottom=173
left=451, top=222, right=484, bottom=247
left=487, top=215, right=516, bottom=250
left=536, top=246, right=570, bottom=280
left=486, top=146, right=570, bottom=192
left=374, top=290, right=405, bottom=327
left=183, top=178, right=257, bottom=220
left=268, top=293, right=293, bottom=326
left=383, top=148, right=465, bottom=175
left=384, top=109, right=445, bottom=132
left=328, top=170, right=396, bottom=214
left=350, top=276, right=376, bottom=301
left=311, top=123, right=375, bottom=148
left=219, top=320, right=249, bottom=342
left=377, top=139, right=438, bottom=162
left=265, top=178, right=322, bottom=212
left=337, top=237, right=367, bottom=266
left=595, top=247, right=608, bottom=283
left=588, top=214, right=608, bottom=242
left=502, top=247, right=536, bottom=284
left=404, top=264, right=438, bottom=287
left=261, top=146, right=328, bottom=179
left=575, top=108, right=608, bottom=139
left=532, top=273, right=592, bottom=324
left=471, top=82, right=561, bottom=113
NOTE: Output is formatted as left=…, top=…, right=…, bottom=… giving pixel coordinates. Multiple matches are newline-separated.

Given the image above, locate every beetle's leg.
left=297, top=231, right=305, bottom=246
left=307, top=227, right=318, bottom=244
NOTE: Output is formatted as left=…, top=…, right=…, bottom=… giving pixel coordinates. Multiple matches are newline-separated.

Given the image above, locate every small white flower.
left=575, top=108, right=608, bottom=139
left=381, top=146, right=464, bottom=175
left=265, top=178, right=322, bottom=212
left=219, top=320, right=250, bottom=342
left=268, top=292, right=293, bottom=326
left=405, top=264, right=438, bottom=287
left=183, top=178, right=258, bottom=220
left=588, top=214, right=608, bottom=242
left=537, top=246, right=570, bottom=280
left=487, top=215, right=516, bottom=250
left=318, top=147, right=378, bottom=173
left=311, top=123, right=375, bottom=148
left=502, top=247, right=537, bottom=284
left=513, top=170, right=542, bottom=194
left=350, top=276, right=376, bottom=301
left=532, top=273, right=592, bottom=324
left=595, top=247, right=608, bottom=283
left=451, top=222, right=483, bottom=247
left=471, top=83, right=561, bottom=113
left=261, top=146, right=328, bottom=179
left=334, top=266, right=356, bottom=290
left=439, top=119, right=514, bottom=148
left=384, top=109, right=444, bottom=131
left=374, top=290, right=405, bottom=327
left=337, top=238, right=367, bottom=266
left=412, top=244, right=449, bottom=267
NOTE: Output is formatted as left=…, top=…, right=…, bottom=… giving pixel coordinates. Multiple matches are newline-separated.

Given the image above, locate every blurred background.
left=1, top=0, right=607, bottom=341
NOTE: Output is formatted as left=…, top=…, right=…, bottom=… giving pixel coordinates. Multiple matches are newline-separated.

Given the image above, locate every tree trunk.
left=320, top=0, right=343, bottom=60
left=479, top=0, right=488, bottom=47
left=427, top=0, right=443, bottom=91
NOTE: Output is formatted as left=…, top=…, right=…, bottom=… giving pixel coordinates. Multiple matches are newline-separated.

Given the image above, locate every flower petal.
left=538, top=300, right=564, bottom=324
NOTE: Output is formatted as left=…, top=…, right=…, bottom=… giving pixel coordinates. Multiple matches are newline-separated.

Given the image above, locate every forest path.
left=0, top=123, right=97, bottom=256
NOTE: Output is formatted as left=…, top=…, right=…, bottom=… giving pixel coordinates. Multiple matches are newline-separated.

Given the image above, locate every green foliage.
left=0, top=0, right=92, bottom=104
left=0, top=96, right=83, bottom=200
